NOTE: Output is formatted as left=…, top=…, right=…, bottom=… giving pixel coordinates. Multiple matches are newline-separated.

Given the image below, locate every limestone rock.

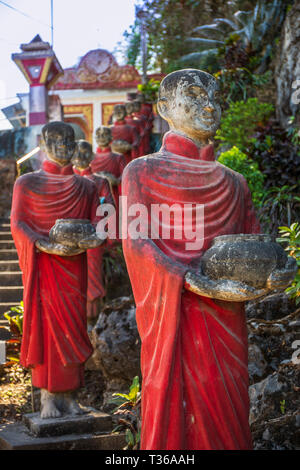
left=246, top=291, right=296, bottom=321
left=275, top=2, right=300, bottom=128
left=88, top=296, right=141, bottom=395
left=248, top=343, right=268, bottom=384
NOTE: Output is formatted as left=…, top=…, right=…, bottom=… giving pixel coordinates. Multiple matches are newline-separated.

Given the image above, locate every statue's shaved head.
left=76, top=139, right=92, bottom=153
left=157, top=68, right=221, bottom=146
left=42, top=121, right=75, bottom=141
left=158, top=69, right=217, bottom=102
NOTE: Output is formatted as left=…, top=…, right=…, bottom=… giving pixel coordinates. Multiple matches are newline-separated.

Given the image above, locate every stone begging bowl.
left=200, top=234, right=288, bottom=289
left=49, top=219, right=96, bottom=248
left=111, top=139, right=132, bottom=154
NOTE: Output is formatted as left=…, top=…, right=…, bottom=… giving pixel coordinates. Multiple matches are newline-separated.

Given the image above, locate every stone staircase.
left=0, top=217, right=22, bottom=326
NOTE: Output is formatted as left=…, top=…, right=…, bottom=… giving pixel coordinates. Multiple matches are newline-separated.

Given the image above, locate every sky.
left=0, top=0, right=137, bottom=129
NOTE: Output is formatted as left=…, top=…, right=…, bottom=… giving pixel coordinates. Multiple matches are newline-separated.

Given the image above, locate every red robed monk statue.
left=121, top=69, right=297, bottom=450
left=72, top=140, right=115, bottom=319
left=11, top=122, right=103, bottom=419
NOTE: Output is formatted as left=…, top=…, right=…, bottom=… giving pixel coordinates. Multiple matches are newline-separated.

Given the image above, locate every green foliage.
left=181, top=0, right=287, bottom=71
left=277, top=223, right=300, bottom=305
left=123, top=20, right=141, bottom=68
left=287, top=116, right=300, bottom=146
left=137, top=78, right=160, bottom=103
left=110, top=376, right=141, bottom=450
left=214, top=68, right=272, bottom=109
left=215, top=98, right=274, bottom=151
left=260, top=186, right=300, bottom=234
left=280, top=399, right=286, bottom=415
left=218, top=146, right=265, bottom=208
left=111, top=376, right=140, bottom=409
left=4, top=301, right=24, bottom=336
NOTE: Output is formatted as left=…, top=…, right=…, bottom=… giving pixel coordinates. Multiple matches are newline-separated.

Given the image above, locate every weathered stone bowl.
left=49, top=219, right=96, bottom=248
left=200, top=234, right=288, bottom=289
left=111, top=139, right=132, bottom=154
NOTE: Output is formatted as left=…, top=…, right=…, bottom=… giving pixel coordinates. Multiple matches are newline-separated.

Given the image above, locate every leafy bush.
left=110, top=376, right=141, bottom=450
left=218, top=146, right=265, bottom=208
left=4, top=301, right=24, bottom=337
left=137, top=79, right=160, bottom=103
left=250, top=121, right=300, bottom=190
left=215, top=98, right=274, bottom=151
left=277, top=223, right=300, bottom=305
left=259, top=186, right=300, bottom=235
left=214, top=68, right=272, bottom=110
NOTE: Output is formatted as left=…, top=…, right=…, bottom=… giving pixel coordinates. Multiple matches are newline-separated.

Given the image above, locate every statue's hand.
left=266, top=256, right=298, bottom=290
left=184, top=270, right=269, bottom=302
left=35, top=238, right=85, bottom=256
left=77, top=233, right=104, bottom=250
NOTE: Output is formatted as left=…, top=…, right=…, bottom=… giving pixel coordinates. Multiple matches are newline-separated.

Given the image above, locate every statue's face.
left=113, top=105, right=126, bottom=121
left=159, top=71, right=221, bottom=142
left=125, top=101, right=134, bottom=116
left=132, top=100, right=141, bottom=113
left=44, top=129, right=76, bottom=166
left=96, top=127, right=111, bottom=148
left=72, top=144, right=93, bottom=170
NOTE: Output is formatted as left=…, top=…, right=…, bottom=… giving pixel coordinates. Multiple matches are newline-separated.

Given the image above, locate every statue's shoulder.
left=14, top=169, right=42, bottom=187
left=216, top=161, right=247, bottom=182
left=123, top=152, right=161, bottom=179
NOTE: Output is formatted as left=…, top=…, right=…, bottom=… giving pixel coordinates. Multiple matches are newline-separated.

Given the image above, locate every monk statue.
left=72, top=140, right=114, bottom=318
left=132, top=98, right=151, bottom=156
left=93, top=126, right=127, bottom=242
left=11, top=122, right=103, bottom=419
left=124, top=101, right=142, bottom=158
left=110, top=104, right=139, bottom=165
left=93, top=126, right=126, bottom=190
left=121, top=69, right=297, bottom=450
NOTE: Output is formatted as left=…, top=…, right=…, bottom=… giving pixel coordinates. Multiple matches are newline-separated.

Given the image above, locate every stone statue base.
left=0, top=408, right=126, bottom=450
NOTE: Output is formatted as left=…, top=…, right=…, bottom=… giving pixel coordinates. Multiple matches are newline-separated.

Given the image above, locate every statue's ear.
left=157, top=97, right=168, bottom=119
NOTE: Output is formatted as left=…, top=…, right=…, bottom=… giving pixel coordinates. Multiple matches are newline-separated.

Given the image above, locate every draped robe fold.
left=111, top=120, right=139, bottom=165
left=91, top=146, right=126, bottom=206
left=125, top=115, right=144, bottom=158
left=73, top=166, right=114, bottom=318
left=122, top=131, right=260, bottom=450
left=11, top=160, right=99, bottom=392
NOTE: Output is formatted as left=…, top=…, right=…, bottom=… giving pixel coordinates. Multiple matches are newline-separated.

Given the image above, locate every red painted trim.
left=29, top=111, right=47, bottom=125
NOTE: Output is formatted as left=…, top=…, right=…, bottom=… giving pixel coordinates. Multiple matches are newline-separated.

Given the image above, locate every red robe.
left=125, top=115, right=143, bottom=158
left=122, top=131, right=260, bottom=450
left=11, top=160, right=99, bottom=392
left=73, top=166, right=114, bottom=318
left=92, top=148, right=126, bottom=242
left=91, top=147, right=127, bottom=179
left=137, top=103, right=153, bottom=155
left=111, top=120, right=139, bottom=164
left=132, top=112, right=149, bottom=156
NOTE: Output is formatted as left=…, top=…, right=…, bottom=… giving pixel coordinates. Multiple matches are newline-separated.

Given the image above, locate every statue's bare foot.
left=63, top=392, right=90, bottom=416
left=40, top=389, right=62, bottom=419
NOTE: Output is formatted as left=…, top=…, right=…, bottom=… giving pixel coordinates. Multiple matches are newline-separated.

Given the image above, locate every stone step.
left=0, top=286, right=23, bottom=303
left=0, top=319, right=10, bottom=329
left=0, top=250, right=18, bottom=261
left=0, top=272, right=23, bottom=286
left=0, top=224, right=11, bottom=232
left=0, top=423, right=126, bottom=450
left=0, top=218, right=10, bottom=224
left=0, top=260, right=20, bottom=272
left=0, top=232, right=13, bottom=240
left=0, top=240, right=15, bottom=250
left=0, top=302, right=21, bottom=316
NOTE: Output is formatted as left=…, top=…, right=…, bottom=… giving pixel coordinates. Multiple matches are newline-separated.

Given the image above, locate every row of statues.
left=9, top=95, right=154, bottom=420
left=108, top=94, right=153, bottom=164
left=10, top=69, right=296, bottom=449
